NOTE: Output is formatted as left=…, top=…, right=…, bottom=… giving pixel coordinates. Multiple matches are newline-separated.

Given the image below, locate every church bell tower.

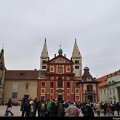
left=40, top=38, right=49, bottom=70
left=71, top=39, right=82, bottom=78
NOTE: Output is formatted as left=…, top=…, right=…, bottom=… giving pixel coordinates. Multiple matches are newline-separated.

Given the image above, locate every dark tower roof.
left=82, top=67, right=96, bottom=82
left=58, top=44, right=63, bottom=55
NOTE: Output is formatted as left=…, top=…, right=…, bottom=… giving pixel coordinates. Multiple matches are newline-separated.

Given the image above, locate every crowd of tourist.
left=4, top=96, right=120, bottom=117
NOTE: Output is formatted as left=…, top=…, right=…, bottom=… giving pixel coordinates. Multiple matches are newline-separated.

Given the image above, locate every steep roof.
left=72, top=39, right=81, bottom=58
left=41, top=39, right=49, bottom=58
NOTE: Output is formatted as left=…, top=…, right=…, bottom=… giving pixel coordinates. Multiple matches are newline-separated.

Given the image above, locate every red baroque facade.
left=37, top=53, right=99, bottom=103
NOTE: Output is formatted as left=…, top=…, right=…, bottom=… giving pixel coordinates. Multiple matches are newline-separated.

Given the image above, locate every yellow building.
left=4, top=70, right=39, bottom=103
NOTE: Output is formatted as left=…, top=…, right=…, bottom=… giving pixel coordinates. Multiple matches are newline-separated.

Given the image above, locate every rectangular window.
left=41, top=82, right=45, bottom=87
left=58, top=77, right=63, bottom=88
left=41, top=89, right=45, bottom=93
left=75, top=66, right=79, bottom=69
left=42, top=66, right=46, bottom=69
left=75, top=89, right=79, bottom=93
left=75, top=83, right=79, bottom=87
left=42, top=60, right=47, bottom=64
left=87, top=85, right=93, bottom=92
left=50, top=82, right=54, bottom=88
left=75, top=60, right=79, bottom=64
left=67, top=82, right=70, bottom=88
left=50, top=66, right=54, bottom=72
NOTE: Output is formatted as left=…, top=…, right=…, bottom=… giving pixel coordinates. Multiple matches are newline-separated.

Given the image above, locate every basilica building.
left=0, top=39, right=99, bottom=104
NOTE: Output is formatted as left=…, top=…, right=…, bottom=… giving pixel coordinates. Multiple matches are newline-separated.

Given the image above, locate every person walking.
left=5, top=98, right=14, bottom=117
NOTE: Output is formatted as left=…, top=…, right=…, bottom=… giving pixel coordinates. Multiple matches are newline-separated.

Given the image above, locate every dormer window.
left=87, top=77, right=91, bottom=81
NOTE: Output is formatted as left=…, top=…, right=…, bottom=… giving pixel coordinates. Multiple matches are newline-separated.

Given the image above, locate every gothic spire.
left=41, top=38, right=49, bottom=58
left=72, top=38, right=81, bottom=58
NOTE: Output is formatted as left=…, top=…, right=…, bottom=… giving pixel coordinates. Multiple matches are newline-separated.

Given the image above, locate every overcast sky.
left=0, top=0, right=120, bottom=78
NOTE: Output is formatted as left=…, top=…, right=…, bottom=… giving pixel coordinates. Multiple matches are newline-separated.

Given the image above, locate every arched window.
left=58, top=77, right=63, bottom=88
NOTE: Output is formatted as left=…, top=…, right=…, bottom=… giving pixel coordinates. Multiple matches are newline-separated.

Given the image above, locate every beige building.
left=4, top=70, right=39, bottom=103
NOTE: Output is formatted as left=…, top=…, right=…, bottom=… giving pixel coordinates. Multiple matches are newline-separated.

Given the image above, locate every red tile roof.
left=5, top=70, right=40, bottom=80
left=97, top=69, right=120, bottom=87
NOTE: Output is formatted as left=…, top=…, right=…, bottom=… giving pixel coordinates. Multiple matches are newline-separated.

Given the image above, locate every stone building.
left=97, top=70, right=120, bottom=103
left=1, top=39, right=99, bottom=103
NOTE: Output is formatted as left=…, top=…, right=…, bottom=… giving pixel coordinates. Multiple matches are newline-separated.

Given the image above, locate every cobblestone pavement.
left=0, top=105, right=120, bottom=117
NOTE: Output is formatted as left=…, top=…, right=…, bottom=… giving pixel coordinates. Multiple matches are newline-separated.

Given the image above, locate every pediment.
left=49, top=55, right=72, bottom=64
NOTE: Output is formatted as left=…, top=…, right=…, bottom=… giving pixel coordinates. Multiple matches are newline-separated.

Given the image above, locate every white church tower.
left=71, top=39, right=82, bottom=78
left=40, top=38, right=49, bottom=70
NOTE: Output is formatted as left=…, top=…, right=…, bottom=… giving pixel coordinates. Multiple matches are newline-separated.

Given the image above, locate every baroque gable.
left=48, top=55, right=73, bottom=64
